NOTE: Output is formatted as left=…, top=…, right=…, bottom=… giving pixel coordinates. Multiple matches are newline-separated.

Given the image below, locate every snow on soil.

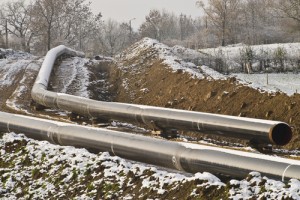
left=0, top=133, right=223, bottom=199
left=0, top=133, right=299, bottom=199
left=6, top=62, right=41, bottom=113
left=51, top=57, right=90, bottom=98
left=0, top=48, right=33, bottom=60
left=0, top=49, right=36, bottom=87
left=0, top=60, right=32, bottom=86
left=229, top=172, right=300, bottom=200
left=119, top=37, right=205, bottom=79
left=118, top=38, right=300, bottom=96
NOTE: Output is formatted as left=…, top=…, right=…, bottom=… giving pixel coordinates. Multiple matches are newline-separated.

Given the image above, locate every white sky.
left=0, top=0, right=202, bottom=30
left=89, top=0, right=202, bottom=30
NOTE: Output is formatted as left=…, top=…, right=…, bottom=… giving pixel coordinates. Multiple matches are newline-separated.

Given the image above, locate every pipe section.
left=0, top=111, right=299, bottom=181
left=31, top=46, right=292, bottom=146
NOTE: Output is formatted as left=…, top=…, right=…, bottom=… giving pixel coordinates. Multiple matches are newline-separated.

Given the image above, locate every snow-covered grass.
left=200, top=43, right=300, bottom=63
left=232, top=73, right=300, bottom=96
left=199, top=42, right=300, bottom=74
left=1, top=133, right=299, bottom=199
left=0, top=133, right=224, bottom=199
left=229, top=172, right=300, bottom=200
left=119, top=38, right=300, bottom=96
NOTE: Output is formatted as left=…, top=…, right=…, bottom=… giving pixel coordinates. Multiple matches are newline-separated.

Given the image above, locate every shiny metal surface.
left=0, top=111, right=299, bottom=181
left=31, top=45, right=293, bottom=145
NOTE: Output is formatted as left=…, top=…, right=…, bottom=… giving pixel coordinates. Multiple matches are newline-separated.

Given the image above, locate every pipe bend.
left=269, top=123, right=292, bottom=146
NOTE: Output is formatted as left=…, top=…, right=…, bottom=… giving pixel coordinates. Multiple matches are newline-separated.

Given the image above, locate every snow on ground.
left=199, top=43, right=300, bottom=72
left=200, top=65, right=227, bottom=80
left=200, top=43, right=300, bottom=63
left=0, top=49, right=36, bottom=87
left=232, top=73, right=300, bottom=96
left=0, top=133, right=223, bottom=199
left=0, top=60, right=32, bottom=86
left=118, top=38, right=300, bottom=96
left=119, top=38, right=205, bottom=79
left=51, top=57, right=90, bottom=98
left=6, top=62, right=41, bottom=113
left=0, top=133, right=299, bottom=199
left=0, top=48, right=33, bottom=60
left=229, top=172, right=300, bottom=200
left=160, top=40, right=300, bottom=96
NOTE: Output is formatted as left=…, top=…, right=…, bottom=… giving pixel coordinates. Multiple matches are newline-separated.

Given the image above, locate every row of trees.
left=1, top=0, right=300, bottom=56
left=0, top=0, right=133, bottom=56
left=197, top=0, right=300, bottom=47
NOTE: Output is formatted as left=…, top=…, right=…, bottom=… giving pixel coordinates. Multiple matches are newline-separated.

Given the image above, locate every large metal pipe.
left=31, top=45, right=293, bottom=146
left=0, top=111, right=299, bottom=181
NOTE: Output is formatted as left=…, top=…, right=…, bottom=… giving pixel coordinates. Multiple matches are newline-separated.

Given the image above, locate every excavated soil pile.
left=108, top=38, right=300, bottom=150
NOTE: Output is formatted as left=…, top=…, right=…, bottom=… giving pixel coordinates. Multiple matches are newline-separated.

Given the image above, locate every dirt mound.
left=109, top=38, right=300, bottom=150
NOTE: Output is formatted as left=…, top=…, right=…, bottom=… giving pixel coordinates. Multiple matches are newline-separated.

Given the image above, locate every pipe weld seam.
left=111, top=140, right=116, bottom=156
left=197, top=119, right=201, bottom=131
left=87, top=104, right=93, bottom=119
left=282, top=164, right=293, bottom=182
left=7, top=122, right=10, bottom=133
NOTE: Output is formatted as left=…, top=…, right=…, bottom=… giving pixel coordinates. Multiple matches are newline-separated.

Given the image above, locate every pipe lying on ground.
left=0, top=111, right=299, bottom=181
left=31, top=45, right=293, bottom=146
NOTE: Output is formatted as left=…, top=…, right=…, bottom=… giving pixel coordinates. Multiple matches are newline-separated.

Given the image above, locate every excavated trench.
left=107, top=59, right=300, bottom=151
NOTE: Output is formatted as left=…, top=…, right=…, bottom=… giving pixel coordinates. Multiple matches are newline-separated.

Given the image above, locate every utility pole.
left=5, top=19, right=8, bottom=48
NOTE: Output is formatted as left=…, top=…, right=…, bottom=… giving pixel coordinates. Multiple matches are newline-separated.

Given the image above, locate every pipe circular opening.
left=270, top=123, right=293, bottom=146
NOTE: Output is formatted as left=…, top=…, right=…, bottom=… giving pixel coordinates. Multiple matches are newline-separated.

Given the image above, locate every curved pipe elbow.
left=31, top=45, right=293, bottom=147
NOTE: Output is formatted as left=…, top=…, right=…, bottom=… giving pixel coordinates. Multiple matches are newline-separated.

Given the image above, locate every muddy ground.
left=1, top=46, right=300, bottom=199
left=107, top=45, right=300, bottom=151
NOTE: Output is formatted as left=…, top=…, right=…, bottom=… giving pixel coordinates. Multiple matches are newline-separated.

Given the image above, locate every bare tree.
left=55, top=0, right=100, bottom=51
left=179, top=14, right=195, bottom=41
left=0, top=0, right=33, bottom=52
left=139, top=9, right=184, bottom=42
left=140, top=9, right=162, bottom=41
left=96, top=19, right=129, bottom=57
left=197, top=0, right=240, bottom=46
left=274, top=0, right=300, bottom=24
left=30, top=0, right=65, bottom=51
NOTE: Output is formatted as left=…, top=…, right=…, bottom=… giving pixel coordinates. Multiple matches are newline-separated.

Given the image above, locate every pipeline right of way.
left=31, top=45, right=293, bottom=146
left=0, top=111, right=299, bottom=181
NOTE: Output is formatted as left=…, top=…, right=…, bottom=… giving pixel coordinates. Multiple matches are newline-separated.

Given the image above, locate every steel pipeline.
left=0, top=111, right=299, bottom=181
left=31, top=45, right=292, bottom=146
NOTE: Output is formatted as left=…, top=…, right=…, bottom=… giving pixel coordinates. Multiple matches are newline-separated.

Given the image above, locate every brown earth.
left=107, top=44, right=300, bottom=150
left=1, top=47, right=299, bottom=199
left=1, top=48, right=299, bottom=151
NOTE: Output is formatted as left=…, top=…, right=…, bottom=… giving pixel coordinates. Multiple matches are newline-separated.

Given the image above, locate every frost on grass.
left=229, top=172, right=300, bottom=200
left=116, top=38, right=300, bottom=96
left=1, top=133, right=299, bottom=199
left=0, top=133, right=225, bottom=199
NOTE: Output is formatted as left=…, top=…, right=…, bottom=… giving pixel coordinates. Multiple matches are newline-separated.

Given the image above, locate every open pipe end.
left=270, top=123, right=293, bottom=146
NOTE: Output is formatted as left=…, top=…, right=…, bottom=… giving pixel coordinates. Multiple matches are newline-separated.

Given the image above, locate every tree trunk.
left=47, top=27, right=51, bottom=51
left=26, top=33, right=34, bottom=53
left=21, top=35, right=26, bottom=52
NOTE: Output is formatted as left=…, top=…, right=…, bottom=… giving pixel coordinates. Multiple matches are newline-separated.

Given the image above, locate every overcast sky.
left=0, top=0, right=202, bottom=30
left=89, top=0, right=202, bottom=30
